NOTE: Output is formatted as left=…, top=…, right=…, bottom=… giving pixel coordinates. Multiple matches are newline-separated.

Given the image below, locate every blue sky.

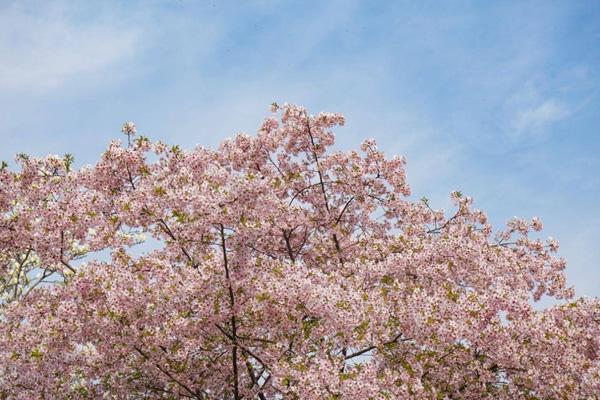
left=1, top=0, right=599, bottom=301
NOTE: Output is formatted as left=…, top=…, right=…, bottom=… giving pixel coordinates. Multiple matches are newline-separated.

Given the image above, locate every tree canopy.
left=0, top=104, right=598, bottom=399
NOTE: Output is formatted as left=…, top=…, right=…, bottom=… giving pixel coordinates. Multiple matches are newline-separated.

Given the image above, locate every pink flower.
left=121, top=121, right=136, bottom=136
left=532, top=216, right=543, bottom=231
left=0, top=103, right=595, bottom=399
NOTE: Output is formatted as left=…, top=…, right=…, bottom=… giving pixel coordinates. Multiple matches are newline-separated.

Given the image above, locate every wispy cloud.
left=504, top=77, right=575, bottom=138
left=0, top=1, right=140, bottom=90
left=515, top=99, right=571, bottom=133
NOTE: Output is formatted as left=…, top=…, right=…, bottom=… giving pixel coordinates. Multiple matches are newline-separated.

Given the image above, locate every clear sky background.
left=1, top=0, right=599, bottom=302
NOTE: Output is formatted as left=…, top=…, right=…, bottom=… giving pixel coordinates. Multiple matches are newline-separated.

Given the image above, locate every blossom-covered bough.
left=0, top=104, right=598, bottom=399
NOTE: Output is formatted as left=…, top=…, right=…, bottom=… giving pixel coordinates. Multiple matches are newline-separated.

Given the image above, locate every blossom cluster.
left=0, top=104, right=598, bottom=399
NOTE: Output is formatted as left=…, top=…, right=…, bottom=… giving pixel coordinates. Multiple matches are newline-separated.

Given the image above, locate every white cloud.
left=505, top=78, right=573, bottom=137
left=515, top=99, right=571, bottom=132
left=0, top=2, right=140, bottom=90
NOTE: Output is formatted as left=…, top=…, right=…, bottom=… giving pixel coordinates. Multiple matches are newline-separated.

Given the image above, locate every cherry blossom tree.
left=0, top=104, right=598, bottom=399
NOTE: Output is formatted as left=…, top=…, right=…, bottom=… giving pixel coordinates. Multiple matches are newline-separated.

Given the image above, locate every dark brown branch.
left=344, top=333, right=406, bottom=360
left=294, top=227, right=311, bottom=260
left=306, top=120, right=330, bottom=213
left=23, top=268, right=52, bottom=297
left=219, top=224, right=240, bottom=400
left=126, top=164, right=137, bottom=190
left=133, top=345, right=199, bottom=399
left=157, top=218, right=198, bottom=268
left=12, top=248, right=31, bottom=298
left=246, top=244, right=278, bottom=260
left=214, top=323, right=269, bottom=370
left=288, top=182, right=325, bottom=206
left=59, top=231, right=75, bottom=273
left=244, top=358, right=268, bottom=400
left=282, top=229, right=296, bottom=263
left=334, top=196, right=355, bottom=226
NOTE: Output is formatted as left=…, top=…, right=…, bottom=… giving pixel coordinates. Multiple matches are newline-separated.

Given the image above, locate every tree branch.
left=219, top=224, right=240, bottom=400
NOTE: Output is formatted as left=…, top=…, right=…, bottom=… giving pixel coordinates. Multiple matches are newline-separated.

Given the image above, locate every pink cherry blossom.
left=0, top=104, right=598, bottom=399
